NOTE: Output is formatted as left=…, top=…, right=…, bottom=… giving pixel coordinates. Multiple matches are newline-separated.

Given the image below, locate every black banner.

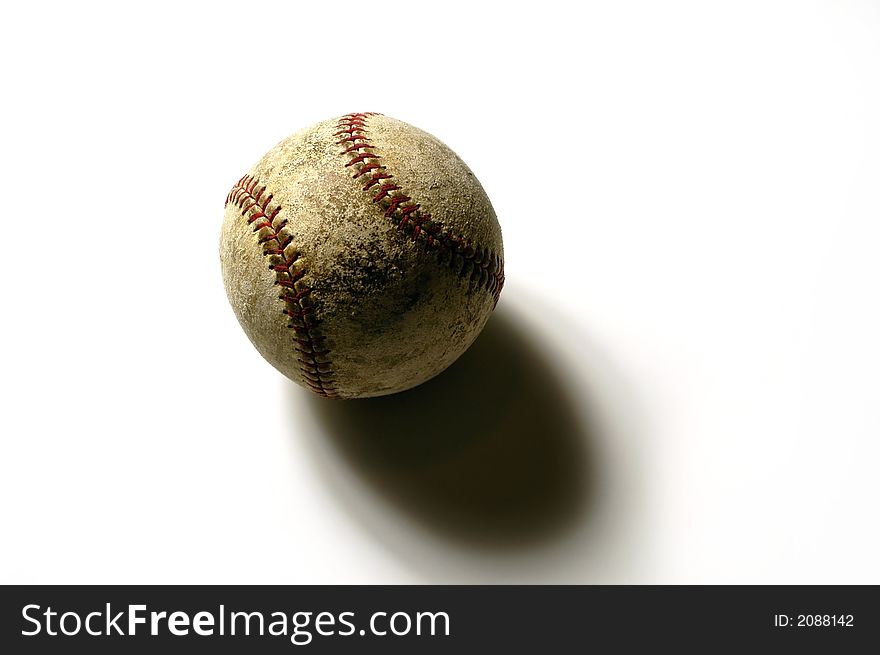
left=1, top=586, right=876, bottom=653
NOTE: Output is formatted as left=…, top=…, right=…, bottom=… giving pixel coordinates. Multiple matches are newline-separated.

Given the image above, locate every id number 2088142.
left=773, top=614, right=854, bottom=628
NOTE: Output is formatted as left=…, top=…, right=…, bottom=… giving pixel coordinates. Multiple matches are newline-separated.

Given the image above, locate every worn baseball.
left=220, top=113, right=504, bottom=399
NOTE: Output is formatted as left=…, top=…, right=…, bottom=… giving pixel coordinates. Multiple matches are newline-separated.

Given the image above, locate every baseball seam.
left=335, top=113, right=505, bottom=305
left=225, top=176, right=338, bottom=398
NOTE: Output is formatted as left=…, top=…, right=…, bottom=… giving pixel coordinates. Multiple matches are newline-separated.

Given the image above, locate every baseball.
left=220, top=113, right=504, bottom=399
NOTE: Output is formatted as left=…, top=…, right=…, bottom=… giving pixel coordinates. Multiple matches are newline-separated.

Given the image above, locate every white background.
left=1, top=0, right=878, bottom=584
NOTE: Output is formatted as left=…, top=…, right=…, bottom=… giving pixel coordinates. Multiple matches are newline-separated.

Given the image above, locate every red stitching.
left=363, top=172, right=393, bottom=189
left=344, top=152, right=375, bottom=167
left=225, top=175, right=338, bottom=398
left=335, top=113, right=504, bottom=305
left=352, top=162, right=384, bottom=178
